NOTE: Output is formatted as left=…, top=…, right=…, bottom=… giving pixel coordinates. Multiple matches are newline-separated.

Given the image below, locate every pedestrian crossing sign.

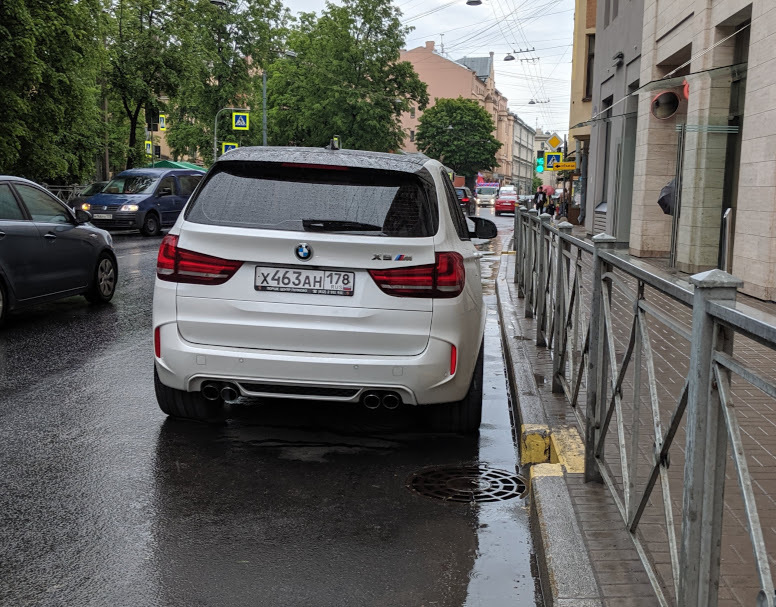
left=159, top=114, right=167, bottom=131
left=145, top=140, right=152, bottom=156
left=222, top=142, right=238, bottom=154
left=545, top=152, right=563, bottom=169
left=232, top=112, right=249, bottom=130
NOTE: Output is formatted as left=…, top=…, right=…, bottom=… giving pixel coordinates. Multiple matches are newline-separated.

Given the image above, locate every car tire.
left=84, top=252, right=117, bottom=304
left=427, top=341, right=483, bottom=434
left=495, top=211, right=501, bottom=216
left=154, top=366, right=225, bottom=422
left=141, top=212, right=161, bottom=237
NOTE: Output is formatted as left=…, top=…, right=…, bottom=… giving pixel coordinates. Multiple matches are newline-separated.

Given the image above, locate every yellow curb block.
left=550, top=427, right=586, bottom=474
left=521, top=424, right=586, bottom=474
left=521, top=424, right=551, bottom=464
left=530, top=462, right=564, bottom=478
left=501, top=251, right=516, bottom=255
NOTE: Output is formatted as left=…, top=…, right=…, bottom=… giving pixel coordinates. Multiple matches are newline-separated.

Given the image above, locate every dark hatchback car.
left=84, top=168, right=203, bottom=236
left=455, top=187, right=475, bottom=214
left=68, top=180, right=108, bottom=210
left=0, top=176, right=117, bottom=324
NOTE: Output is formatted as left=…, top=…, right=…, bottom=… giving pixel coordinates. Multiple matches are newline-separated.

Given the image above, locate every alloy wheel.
left=98, top=258, right=115, bottom=297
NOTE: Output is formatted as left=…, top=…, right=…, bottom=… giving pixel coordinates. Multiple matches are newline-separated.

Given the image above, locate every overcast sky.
left=281, top=0, right=575, bottom=136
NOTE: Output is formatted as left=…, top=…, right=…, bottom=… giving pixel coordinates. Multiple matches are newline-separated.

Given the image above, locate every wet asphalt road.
left=0, top=209, right=542, bottom=607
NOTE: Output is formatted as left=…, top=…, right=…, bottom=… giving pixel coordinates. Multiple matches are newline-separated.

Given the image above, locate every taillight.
left=156, top=234, right=243, bottom=285
left=368, top=252, right=465, bottom=298
left=461, top=197, right=469, bottom=202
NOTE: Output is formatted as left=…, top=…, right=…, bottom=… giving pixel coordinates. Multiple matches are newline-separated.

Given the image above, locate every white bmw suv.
left=152, top=147, right=497, bottom=433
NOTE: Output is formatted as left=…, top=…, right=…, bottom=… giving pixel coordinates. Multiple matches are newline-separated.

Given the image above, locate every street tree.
left=165, top=0, right=290, bottom=165
left=265, top=0, right=428, bottom=151
left=107, top=0, right=189, bottom=168
left=0, top=0, right=104, bottom=182
left=415, top=97, right=501, bottom=188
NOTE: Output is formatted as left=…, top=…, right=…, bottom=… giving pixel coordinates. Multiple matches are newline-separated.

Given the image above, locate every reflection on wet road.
left=0, top=212, right=540, bottom=607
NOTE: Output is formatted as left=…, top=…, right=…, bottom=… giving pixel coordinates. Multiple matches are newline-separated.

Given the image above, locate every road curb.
left=496, top=253, right=602, bottom=607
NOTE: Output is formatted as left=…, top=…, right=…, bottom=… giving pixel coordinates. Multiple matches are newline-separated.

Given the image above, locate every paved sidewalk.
left=497, top=251, right=656, bottom=607
left=498, top=224, right=776, bottom=607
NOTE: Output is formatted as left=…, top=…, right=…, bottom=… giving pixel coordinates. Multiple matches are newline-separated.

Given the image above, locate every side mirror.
left=469, top=216, right=497, bottom=239
left=75, top=209, right=92, bottom=224
left=158, top=187, right=173, bottom=197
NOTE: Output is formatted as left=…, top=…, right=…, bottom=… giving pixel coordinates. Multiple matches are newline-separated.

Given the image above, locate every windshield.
left=478, top=187, right=497, bottom=195
left=186, top=161, right=438, bottom=238
left=103, top=176, right=158, bottom=195
left=81, top=182, right=106, bottom=196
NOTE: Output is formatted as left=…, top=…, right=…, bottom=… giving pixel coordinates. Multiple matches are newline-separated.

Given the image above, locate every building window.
left=410, top=106, right=415, bottom=118
left=410, top=130, right=415, bottom=142
left=584, top=35, right=595, bottom=101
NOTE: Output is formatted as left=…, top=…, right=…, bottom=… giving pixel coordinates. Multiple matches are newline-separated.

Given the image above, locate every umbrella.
left=657, top=179, right=675, bottom=215
left=541, top=185, right=555, bottom=196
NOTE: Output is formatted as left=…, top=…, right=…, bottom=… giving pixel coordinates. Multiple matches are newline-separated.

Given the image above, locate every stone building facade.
left=582, top=0, right=776, bottom=300
left=511, top=114, right=536, bottom=195
left=399, top=42, right=514, bottom=182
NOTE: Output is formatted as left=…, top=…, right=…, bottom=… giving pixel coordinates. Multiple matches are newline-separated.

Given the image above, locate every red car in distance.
left=495, top=195, right=518, bottom=216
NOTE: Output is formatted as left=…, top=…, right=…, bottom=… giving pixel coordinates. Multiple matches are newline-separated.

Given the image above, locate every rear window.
left=186, top=161, right=439, bottom=237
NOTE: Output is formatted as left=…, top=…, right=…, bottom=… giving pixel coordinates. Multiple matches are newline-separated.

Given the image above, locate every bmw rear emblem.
left=295, top=243, right=313, bottom=261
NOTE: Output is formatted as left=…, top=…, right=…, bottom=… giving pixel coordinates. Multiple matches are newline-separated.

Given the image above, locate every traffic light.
left=536, top=151, right=545, bottom=173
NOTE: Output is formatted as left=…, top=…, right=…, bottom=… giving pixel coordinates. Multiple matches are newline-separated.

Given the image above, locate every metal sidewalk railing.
left=512, top=206, right=776, bottom=607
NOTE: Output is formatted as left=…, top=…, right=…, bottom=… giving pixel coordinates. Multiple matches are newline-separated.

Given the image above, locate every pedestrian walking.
left=532, top=186, right=547, bottom=212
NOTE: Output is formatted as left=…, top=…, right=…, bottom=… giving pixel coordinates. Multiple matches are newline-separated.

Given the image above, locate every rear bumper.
left=154, top=322, right=471, bottom=405
left=495, top=203, right=515, bottom=213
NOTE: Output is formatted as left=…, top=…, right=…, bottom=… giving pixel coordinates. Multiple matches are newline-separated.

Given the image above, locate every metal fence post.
left=535, top=213, right=551, bottom=346
left=514, top=206, right=526, bottom=291
left=552, top=222, right=573, bottom=393
left=679, top=269, right=741, bottom=607
left=525, top=209, right=538, bottom=318
left=584, top=233, right=617, bottom=483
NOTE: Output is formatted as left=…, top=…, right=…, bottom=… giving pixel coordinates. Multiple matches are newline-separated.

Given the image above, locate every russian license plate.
left=93, top=213, right=112, bottom=220
left=254, top=266, right=355, bottom=296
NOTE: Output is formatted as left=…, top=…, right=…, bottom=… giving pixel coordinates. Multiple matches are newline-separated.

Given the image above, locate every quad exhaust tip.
left=201, top=381, right=240, bottom=402
left=221, top=384, right=239, bottom=402
left=361, top=391, right=402, bottom=410
left=201, top=382, right=221, bottom=401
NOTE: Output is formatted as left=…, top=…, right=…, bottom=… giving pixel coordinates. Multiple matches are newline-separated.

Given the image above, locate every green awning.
left=145, top=160, right=206, bottom=171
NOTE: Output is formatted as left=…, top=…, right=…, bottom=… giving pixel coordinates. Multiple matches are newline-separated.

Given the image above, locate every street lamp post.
left=213, top=106, right=246, bottom=161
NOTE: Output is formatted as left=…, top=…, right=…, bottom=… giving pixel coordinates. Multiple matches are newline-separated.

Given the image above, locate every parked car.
left=476, top=185, right=499, bottom=206
left=83, top=168, right=204, bottom=236
left=455, top=186, right=475, bottom=214
left=68, top=180, right=108, bottom=210
left=495, top=195, right=518, bottom=216
left=0, top=176, right=117, bottom=325
left=152, top=147, right=498, bottom=433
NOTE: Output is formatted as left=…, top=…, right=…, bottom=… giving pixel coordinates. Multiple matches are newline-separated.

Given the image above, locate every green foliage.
left=165, top=0, right=290, bottom=165
left=107, top=0, right=191, bottom=168
left=266, top=0, right=429, bottom=151
left=415, top=97, right=501, bottom=177
left=0, top=0, right=104, bottom=183
left=532, top=176, right=543, bottom=190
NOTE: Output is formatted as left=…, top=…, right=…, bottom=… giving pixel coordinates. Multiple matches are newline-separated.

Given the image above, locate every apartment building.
left=582, top=0, right=775, bottom=300
left=399, top=42, right=514, bottom=181
left=512, top=113, right=536, bottom=194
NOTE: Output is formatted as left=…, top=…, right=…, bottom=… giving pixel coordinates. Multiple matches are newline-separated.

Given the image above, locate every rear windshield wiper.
left=302, top=219, right=384, bottom=232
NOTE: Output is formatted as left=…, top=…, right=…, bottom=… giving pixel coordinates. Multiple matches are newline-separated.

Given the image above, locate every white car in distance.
left=152, top=147, right=498, bottom=433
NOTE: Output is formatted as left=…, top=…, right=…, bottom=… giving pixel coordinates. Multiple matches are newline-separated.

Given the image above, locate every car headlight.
left=119, top=204, right=139, bottom=212
left=81, top=203, right=91, bottom=211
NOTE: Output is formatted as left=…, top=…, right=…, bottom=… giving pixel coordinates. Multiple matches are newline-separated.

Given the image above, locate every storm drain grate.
left=407, top=465, right=527, bottom=503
